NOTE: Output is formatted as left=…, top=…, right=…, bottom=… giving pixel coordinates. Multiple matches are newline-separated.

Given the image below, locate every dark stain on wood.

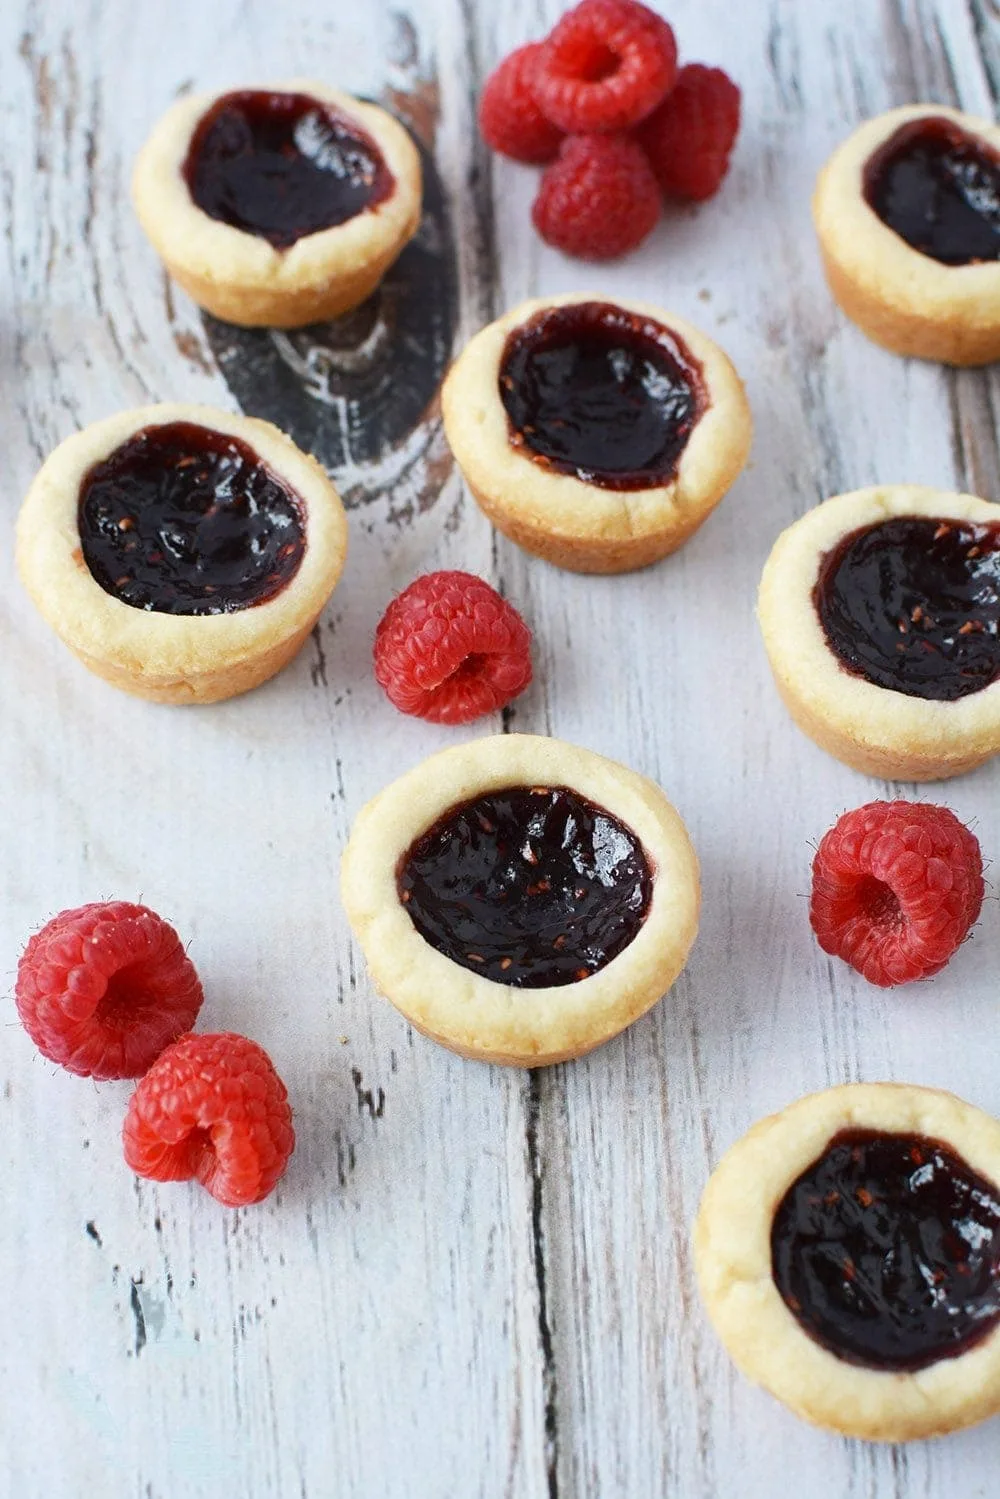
left=129, top=1278, right=147, bottom=1356
left=351, top=1067, right=386, bottom=1120
left=309, top=623, right=328, bottom=688
left=173, top=328, right=214, bottom=374
left=334, top=1129, right=357, bottom=1189
left=201, top=101, right=458, bottom=513
left=526, top=1072, right=560, bottom=1499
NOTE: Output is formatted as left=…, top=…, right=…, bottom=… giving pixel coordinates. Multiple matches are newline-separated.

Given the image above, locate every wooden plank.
left=487, top=1, right=1000, bottom=1495
left=0, top=3, right=548, bottom=1495
left=4, top=0, right=1000, bottom=1495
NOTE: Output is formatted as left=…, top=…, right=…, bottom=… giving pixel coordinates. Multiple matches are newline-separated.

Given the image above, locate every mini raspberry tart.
left=813, top=105, right=1000, bottom=364
left=16, top=403, right=348, bottom=704
left=340, top=734, right=699, bottom=1065
left=758, top=485, right=1000, bottom=780
left=132, top=82, right=422, bottom=328
left=695, top=1083, right=1000, bottom=1441
left=441, top=293, right=751, bottom=574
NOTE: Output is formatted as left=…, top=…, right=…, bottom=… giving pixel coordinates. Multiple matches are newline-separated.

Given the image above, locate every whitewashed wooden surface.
left=3, top=0, right=1000, bottom=1495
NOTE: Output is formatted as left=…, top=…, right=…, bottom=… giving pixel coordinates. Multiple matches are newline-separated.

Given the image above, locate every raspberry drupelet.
left=123, top=1032, right=295, bottom=1207
left=374, top=570, right=532, bottom=724
left=809, top=801, right=984, bottom=987
left=15, top=901, right=204, bottom=1079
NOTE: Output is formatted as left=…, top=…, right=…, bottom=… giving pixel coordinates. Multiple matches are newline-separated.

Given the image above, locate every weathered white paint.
left=1, top=1, right=1000, bottom=1495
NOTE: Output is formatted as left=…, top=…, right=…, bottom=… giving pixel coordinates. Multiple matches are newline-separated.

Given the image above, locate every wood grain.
left=2, top=1, right=1000, bottom=1496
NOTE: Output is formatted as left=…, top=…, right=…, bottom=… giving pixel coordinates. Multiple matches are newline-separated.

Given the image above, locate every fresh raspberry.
left=635, top=63, right=741, bottom=201
left=122, top=1032, right=295, bottom=1207
left=531, top=132, right=660, bottom=259
left=532, top=0, right=678, bottom=134
left=479, top=44, right=564, bottom=164
left=374, top=571, right=532, bottom=724
left=15, top=901, right=204, bottom=1080
left=809, top=802, right=984, bottom=987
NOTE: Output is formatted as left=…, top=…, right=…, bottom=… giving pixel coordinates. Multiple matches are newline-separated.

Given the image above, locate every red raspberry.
left=635, top=63, right=741, bottom=201
left=374, top=570, right=532, bottom=724
left=15, top=901, right=204, bottom=1080
left=809, top=802, right=984, bottom=987
left=532, top=0, right=678, bottom=134
left=531, top=132, right=660, bottom=259
left=479, top=44, right=564, bottom=164
left=123, top=1032, right=295, bottom=1207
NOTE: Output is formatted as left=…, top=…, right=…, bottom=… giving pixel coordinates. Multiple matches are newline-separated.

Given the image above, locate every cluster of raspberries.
left=479, top=0, right=741, bottom=260
left=15, top=902, right=294, bottom=1206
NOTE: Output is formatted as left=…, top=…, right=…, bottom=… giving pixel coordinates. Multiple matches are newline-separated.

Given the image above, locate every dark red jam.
left=815, top=515, right=1000, bottom=701
left=78, top=421, right=305, bottom=615
left=862, top=116, right=1000, bottom=266
left=771, top=1130, right=1000, bottom=1372
left=183, top=90, right=395, bottom=249
left=396, top=786, right=652, bottom=988
left=498, top=301, right=706, bottom=491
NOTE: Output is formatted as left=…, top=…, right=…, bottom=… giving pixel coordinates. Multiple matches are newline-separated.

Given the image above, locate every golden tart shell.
left=695, top=1082, right=1000, bottom=1442
left=758, top=485, right=1000, bottom=781
left=813, top=104, right=1000, bottom=366
left=132, top=82, right=422, bottom=329
left=16, top=402, right=348, bottom=704
left=340, top=734, right=700, bottom=1066
left=441, top=292, right=752, bottom=575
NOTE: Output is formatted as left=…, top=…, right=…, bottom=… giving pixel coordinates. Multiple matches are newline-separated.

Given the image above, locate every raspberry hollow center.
left=183, top=1126, right=216, bottom=1177
left=857, top=876, right=902, bottom=927
left=578, top=44, right=618, bottom=82
left=96, top=966, right=152, bottom=1028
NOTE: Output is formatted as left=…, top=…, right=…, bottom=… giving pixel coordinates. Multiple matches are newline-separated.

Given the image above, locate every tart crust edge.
left=757, top=485, right=1000, bottom=782
left=340, top=734, right=701, bottom=1065
left=694, top=1082, right=1000, bottom=1441
left=15, top=402, right=348, bottom=704
left=812, top=104, right=1000, bottom=366
left=441, top=292, right=752, bottom=575
left=132, top=82, right=423, bottom=329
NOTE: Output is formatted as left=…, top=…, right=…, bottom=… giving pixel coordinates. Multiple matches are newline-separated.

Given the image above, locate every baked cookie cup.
left=814, top=105, right=1000, bottom=365
left=441, top=293, right=751, bottom=575
left=695, top=1083, right=1000, bottom=1442
left=758, top=486, right=1000, bottom=781
left=16, top=403, right=347, bottom=705
left=132, top=82, right=422, bottom=328
left=340, top=734, right=700, bottom=1066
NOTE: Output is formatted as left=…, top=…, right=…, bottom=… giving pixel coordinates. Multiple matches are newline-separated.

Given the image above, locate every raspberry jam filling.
left=498, top=301, right=706, bottom=490
left=396, top=786, right=652, bottom=987
left=815, top=516, right=1000, bottom=701
left=863, top=117, right=1000, bottom=266
left=78, top=421, right=305, bottom=615
left=771, top=1129, right=1000, bottom=1372
left=183, top=90, right=394, bottom=249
